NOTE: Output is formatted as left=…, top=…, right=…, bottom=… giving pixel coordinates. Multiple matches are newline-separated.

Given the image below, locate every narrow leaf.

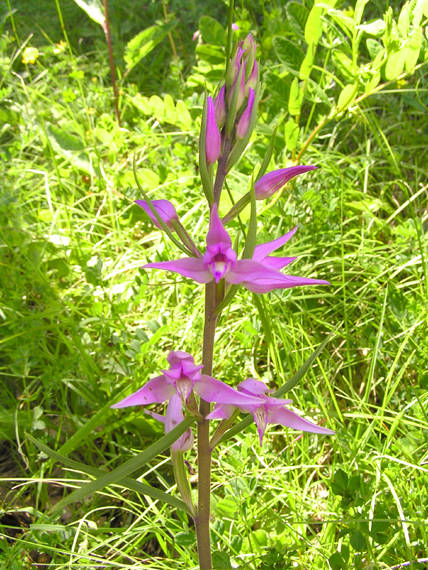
left=48, top=416, right=195, bottom=513
left=27, top=433, right=189, bottom=513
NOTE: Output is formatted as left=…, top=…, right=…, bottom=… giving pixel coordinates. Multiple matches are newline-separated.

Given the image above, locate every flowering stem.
left=196, top=282, right=218, bottom=569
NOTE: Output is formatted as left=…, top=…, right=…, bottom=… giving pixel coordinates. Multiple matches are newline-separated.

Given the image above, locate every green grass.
left=1, top=0, right=427, bottom=568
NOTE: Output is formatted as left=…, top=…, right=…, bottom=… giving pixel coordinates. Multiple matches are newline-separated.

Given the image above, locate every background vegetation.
left=0, top=0, right=427, bottom=568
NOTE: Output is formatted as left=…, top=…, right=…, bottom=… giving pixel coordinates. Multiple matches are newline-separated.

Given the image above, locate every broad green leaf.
left=384, top=49, right=406, bottom=80
left=398, top=1, right=411, bottom=36
left=288, top=78, right=304, bottom=116
left=285, top=117, right=299, bottom=152
left=305, top=6, right=323, bottom=45
left=403, top=27, right=423, bottom=73
left=196, top=44, right=225, bottom=65
left=366, top=39, right=383, bottom=59
left=273, top=37, right=304, bottom=71
left=27, top=433, right=189, bottom=513
left=358, top=19, right=386, bottom=37
left=71, top=0, right=104, bottom=27
left=220, top=331, right=336, bottom=443
left=47, top=125, right=92, bottom=175
left=124, top=20, right=176, bottom=72
left=354, top=0, right=370, bottom=25
left=199, top=16, right=225, bottom=45
left=286, top=2, right=309, bottom=37
left=336, top=83, right=358, bottom=112
left=46, top=415, right=195, bottom=513
left=299, top=43, right=315, bottom=80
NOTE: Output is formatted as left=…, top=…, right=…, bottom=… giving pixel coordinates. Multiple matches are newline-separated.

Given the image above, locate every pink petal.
left=206, top=204, right=232, bottom=249
left=111, top=376, right=173, bottom=408
left=205, top=96, right=221, bottom=164
left=252, top=226, right=298, bottom=260
left=206, top=403, right=236, bottom=420
left=135, top=199, right=178, bottom=230
left=269, top=407, right=335, bottom=435
left=144, top=258, right=212, bottom=284
left=236, top=88, right=255, bottom=138
left=254, top=166, right=317, bottom=199
left=195, top=375, right=263, bottom=406
left=165, top=394, right=194, bottom=451
left=238, top=378, right=269, bottom=396
left=260, top=256, right=297, bottom=270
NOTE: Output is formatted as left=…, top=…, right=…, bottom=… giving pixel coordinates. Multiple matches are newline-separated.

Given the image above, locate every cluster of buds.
left=200, top=34, right=260, bottom=204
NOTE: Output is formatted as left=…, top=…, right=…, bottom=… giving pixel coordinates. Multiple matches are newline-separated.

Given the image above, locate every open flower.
left=135, top=199, right=178, bottom=230
left=254, top=165, right=317, bottom=199
left=144, top=204, right=329, bottom=294
left=207, top=378, right=335, bottom=445
left=146, top=394, right=194, bottom=452
left=112, top=350, right=261, bottom=420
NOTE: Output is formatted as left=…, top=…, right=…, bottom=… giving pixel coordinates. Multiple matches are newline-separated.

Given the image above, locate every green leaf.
left=46, top=415, right=195, bottom=513
left=403, top=27, right=423, bottom=73
left=384, top=49, right=406, bottom=80
left=350, top=530, right=367, bottom=551
left=47, top=125, right=92, bottom=175
left=124, top=20, right=176, bottom=72
left=286, top=2, right=309, bottom=37
left=26, top=433, right=190, bottom=513
left=336, top=83, right=358, bottom=112
left=285, top=117, right=299, bottom=152
left=199, top=16, right=225, bottom=45
left=273, top=37, right=304, bottom=71
left=288, top=77, right=304, bottom=116
left=354, top=0, right=370, bottom=25
left=71, top=0, right=104, bottom=27
left=305, top=6, right=323, bottom=45
left=359, top=19, right=386, bottom=36
left=299, top=43, right=315, bottom=80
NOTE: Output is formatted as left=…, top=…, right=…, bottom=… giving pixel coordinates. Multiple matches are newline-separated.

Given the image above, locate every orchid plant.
left=112, top=16, right=334, bottom=570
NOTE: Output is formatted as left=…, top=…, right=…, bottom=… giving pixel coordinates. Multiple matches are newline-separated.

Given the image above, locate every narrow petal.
left=206, top=204, right=232, bottom=249
left=144, top=258, right=212, bottom=284
left=269, top=407, right=335, bottom=435
left=195, top=375, right=263, bottom=406
left=111, top=376, right=173, bottom=408
left=206, top=403, right=236, bottom=420
left=165, top=394, right=194, bottom=451
left=228, top=261, right=330, bottom=294
left=260, top=256, right=297, bottom=270
left=252, top=227, right=298, bottom=260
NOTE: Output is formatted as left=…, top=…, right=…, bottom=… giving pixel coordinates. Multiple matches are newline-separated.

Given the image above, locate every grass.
left=1, top=0, right=427, bottom=568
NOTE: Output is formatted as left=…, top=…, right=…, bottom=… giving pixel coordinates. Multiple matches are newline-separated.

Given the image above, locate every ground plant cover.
left=0, top=0, right=427, bottom=568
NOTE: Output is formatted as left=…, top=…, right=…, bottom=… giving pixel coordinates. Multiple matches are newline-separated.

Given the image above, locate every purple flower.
left=207, top=378, right=335, bottom=445
left=254, top=165, right=318, bottom=200
left=135, top=199, right=178, bottom=230
left=214, top=85, right=226, bottom=128
left=205, top=96, right=221, bottom=164
left=146, top=394, right=194, bottom=452
left=236, top=88, right=255, bottom=138
left=144, top=205, right=329, bottom=294
left=111, top=350, right=262, bottom=425
left=231, top=23, right=239, bottom=31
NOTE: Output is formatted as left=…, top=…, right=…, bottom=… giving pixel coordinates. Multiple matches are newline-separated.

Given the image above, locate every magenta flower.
left=254, top=165, right=318, bottom=200
left=205, top=96, right=221, bottom=164
left=144, top=205, right=329, bottom=294
left=135, top=199, right=178, bottom=230
left=146, top=394, right=194, bottom=452
left=214, top=85, right=226, bottom=128
left=236, top=88, right=255, bottom=138
left=207, top=378, right=335, bottom=445
left=111, top=350, right=261, bottom=420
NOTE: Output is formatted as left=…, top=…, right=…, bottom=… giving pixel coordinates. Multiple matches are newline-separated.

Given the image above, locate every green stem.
left=102, top=0, right=121, bottom=126
left=213, top=138, right=232, bottom=204
left=195, top=282, right=218, bottom=569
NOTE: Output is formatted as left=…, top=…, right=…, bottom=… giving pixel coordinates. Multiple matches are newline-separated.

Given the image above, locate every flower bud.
left=135, top=199, right=178, bottom=229
left=214, top=84, right=226, bottom=128
left=236, top=88, right=255, bottom=139
left=254, top=165, right=318, bottom=199
left=205, top=96, right=221, bottom=164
